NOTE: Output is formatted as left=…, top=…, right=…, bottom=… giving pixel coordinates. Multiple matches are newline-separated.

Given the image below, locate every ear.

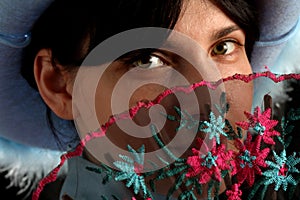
left=34, top=49, right=74, bottom=120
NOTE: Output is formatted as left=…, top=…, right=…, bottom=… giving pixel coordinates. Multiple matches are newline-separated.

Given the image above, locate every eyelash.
left=120, top=50, right=170, bottom=70
left=211, top=39, right=243, bottom=56
left=133, top=54, right=167, bottom=69
left=119, top=39, right=244, bottom=69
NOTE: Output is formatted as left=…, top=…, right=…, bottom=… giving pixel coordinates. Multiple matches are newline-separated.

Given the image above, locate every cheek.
left=224, top=79, right=253, bottom=151
left=219, top=60, right=253, bottom=148
left=129, top=84, right=167, bottom=105
left=94, top=60, right=205, bottom=125
left=217, top=55, right=253, bottom=116
left=217, top=56, right=252, bottom=78
left=94, top=54, right=253, bottom=128
left=94, top=67, right=172, bottom=125
left=225, top=80, right=253, bottom=120
left=95, top=83, right=168, bottom=125
left=95, top=81, right=113, bottom=125
left=95, top=66, right=120, bottom=125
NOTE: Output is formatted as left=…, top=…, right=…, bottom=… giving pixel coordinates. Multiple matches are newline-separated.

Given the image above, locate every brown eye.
left=212, top=41, right=236, bottom=55
left=133, top=55, right=165, bottom=69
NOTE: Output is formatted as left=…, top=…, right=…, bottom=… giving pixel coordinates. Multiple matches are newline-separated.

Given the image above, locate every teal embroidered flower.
left=163, top=106, right=201, bottom=132
left=113, top=145, right=151, bottom=197
left=253, top=122, right=266, bottom=135
left=263, top=150, right=300, bottom=191
left=201, top=152, right=218, bottom=169
left=239, top=150, right=256, bottom=168
left=202, top=112, right=227, bottom=144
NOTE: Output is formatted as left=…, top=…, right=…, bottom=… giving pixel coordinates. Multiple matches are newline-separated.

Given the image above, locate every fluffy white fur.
left=0, top=137, right=67, bottom=199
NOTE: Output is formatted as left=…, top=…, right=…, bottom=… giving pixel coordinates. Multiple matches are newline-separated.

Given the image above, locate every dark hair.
left=21, top=0, right=183, bottom=89
left=21, top=0, right=184, bottom=151
left=21, top=0, right=258, bottom=89
left=210, top=0, right=259, bottom=59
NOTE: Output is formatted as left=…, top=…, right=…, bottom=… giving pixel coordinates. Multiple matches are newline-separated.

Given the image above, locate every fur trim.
left=0, top=137, right=67, bottom=199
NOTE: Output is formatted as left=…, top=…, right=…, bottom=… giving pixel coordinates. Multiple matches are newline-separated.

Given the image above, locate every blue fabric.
left=60, top=156, right=175, bottom=200
left=0, top=0, right=80, bottom=151
left=252, top=22, right=300, bottom=109
left=252, top=0, right=300, bottom=72
left=251, top=0, right=300, bottom=110
left=0, top=32, right=31, bottom=48
left=60, top=157, right=134, bottom=200
left=0, top=1, right=78, bottom=195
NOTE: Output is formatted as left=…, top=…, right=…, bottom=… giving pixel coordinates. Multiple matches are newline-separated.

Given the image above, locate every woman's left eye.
left=211, top=40, right=241, bottom=56
left=133, top=54, right=166, bottom=69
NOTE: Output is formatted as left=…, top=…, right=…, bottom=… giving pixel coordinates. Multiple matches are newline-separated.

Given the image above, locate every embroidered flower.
left=236, top=107, right=280, bottom=145
left=163, top=106, right=202, bottom=132
left=186, top=138, right=233, bottom=184
left=263, top=150, right=300, bottom=191
left=202, top=112, right=227, bottom=145
left=231, top=133, right=270, bottom=186
left=226, top=184, right=242, bottom=200
left=113, top=145, right=151, bottom=197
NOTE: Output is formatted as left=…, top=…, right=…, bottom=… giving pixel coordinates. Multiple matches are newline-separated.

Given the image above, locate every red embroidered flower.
left=236, top=107, right=280, bottom=145
left=231, top=133, right=270, bottom=186
left=226, top=184, right=242, bottom=200
left=186, top=138, right=233, bottom=184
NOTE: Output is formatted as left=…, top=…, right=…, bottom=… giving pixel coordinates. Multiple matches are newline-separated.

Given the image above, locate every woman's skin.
left=34, top=0, right=253, bottom=198
left=68, top=0, right=252, bottom=126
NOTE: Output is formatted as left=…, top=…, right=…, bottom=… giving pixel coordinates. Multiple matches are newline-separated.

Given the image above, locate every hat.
left=0, top=0, right=79, bottom=151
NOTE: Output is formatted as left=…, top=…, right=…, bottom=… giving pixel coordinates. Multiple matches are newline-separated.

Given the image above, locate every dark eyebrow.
left=211, top=25, right=241, bottom=41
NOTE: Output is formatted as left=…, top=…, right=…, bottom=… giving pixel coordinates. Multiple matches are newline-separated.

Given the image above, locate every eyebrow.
left=211, top=25, right=241, bottom=41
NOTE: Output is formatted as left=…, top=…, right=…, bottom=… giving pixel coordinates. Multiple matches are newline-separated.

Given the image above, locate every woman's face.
left=88, top=1, right=252, bottom=123
left=70, top=0, right=253, bottom=154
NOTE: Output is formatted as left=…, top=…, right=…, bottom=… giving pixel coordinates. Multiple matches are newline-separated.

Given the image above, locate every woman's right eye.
left=211, top=40, right=240, bottom=56
left=132, top=54, right=166, bottom=69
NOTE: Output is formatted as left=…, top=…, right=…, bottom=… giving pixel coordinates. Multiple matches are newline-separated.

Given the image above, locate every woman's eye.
left=212, top=40, right=240, bottom=56
left=133, top=55, right=165, bottom=69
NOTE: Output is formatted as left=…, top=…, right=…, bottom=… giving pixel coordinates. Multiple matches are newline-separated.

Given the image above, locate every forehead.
left=174, top=0, right=236, bottom=41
